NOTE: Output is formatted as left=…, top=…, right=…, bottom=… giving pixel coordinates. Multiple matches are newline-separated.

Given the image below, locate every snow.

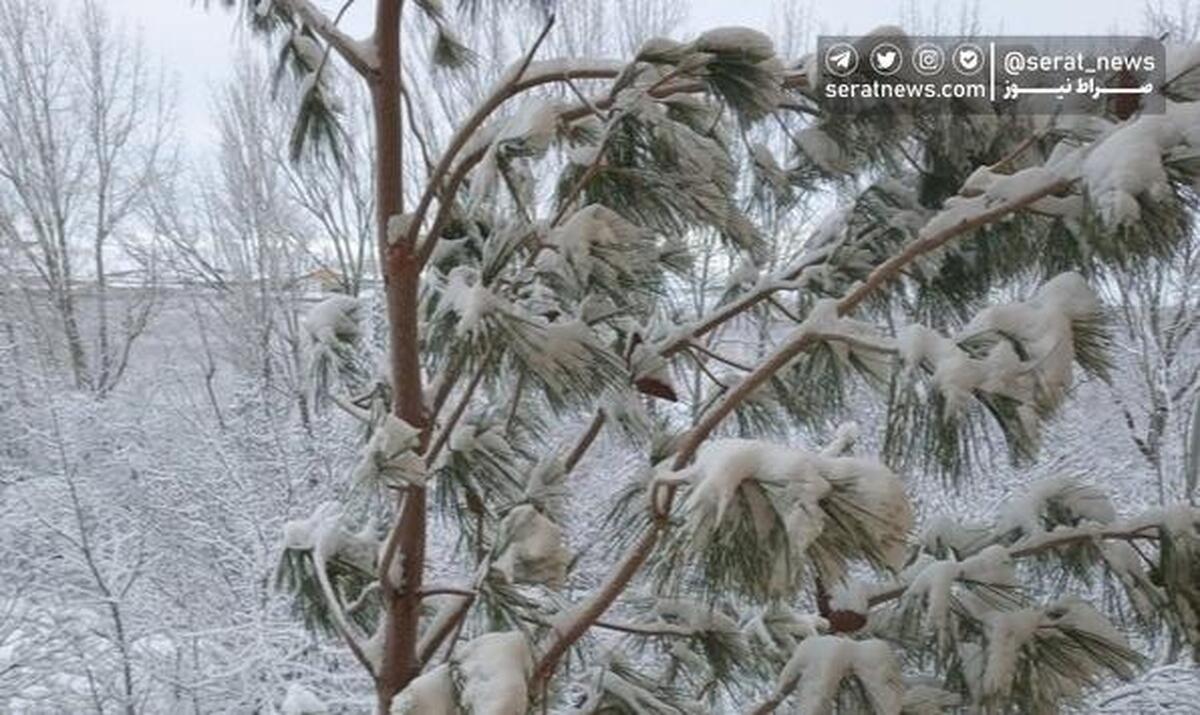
left=654, top=598, right=738, bottom=634
left=492, top=504, right=570, bottom=587
left=457, top=632, right=533, bottom=715
left=541, top=204, right=649, bottom=287
left=996, top=476, right=1115, bottom=536
left=981, top=599, right=1133, bottom=700
left=681, top=438, right=911, bottom=573
left=981, top=608, right=1042, bottom=698
left=282, top=501, right=341, bottom=552
left=919, top=515, right=990, bottom=556
left=291, top=33, right=324, bottom=69
left=352, top=414, right=426, bottom=488
left=303, top=295, right=360, bottom=344
left=387, top=213, right=413, bottom=245
left=695, top=27, right=775, bottom=62
left=628, top=339, right=674, bottom=396
left=898, top=272, right=1102, bottom=423
left=828, top=580, right=868, bottom=613
left=391, top=665, right=455, bottom=715
left=281, top=683, right=327, bottom=714
left=796, top=127, right=847, bottom=174
left=467, top=99, right=560, bottom=210
left=524, top=318, right=603, bottom=376
left=683, top=438, right=831, bottom=529
left=1079, top=101, right=1200, bottom=225
left=392, top=632, right=531, bottom=715
left=438, top=266, right=495, bottom=336
left=903, top=545, right=1016, bottom=641
left=281, top=502, right=379, bottom=583
left=775, top=636, right=903, bottom=714
left=727, top=252, right=760, bottom=289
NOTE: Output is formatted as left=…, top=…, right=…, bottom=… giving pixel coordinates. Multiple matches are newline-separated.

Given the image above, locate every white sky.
left=103, top=0, right=1146, bottom=151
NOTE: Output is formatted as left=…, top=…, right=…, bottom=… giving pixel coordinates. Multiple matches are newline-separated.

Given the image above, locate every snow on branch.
left=392, top=630, right=532, bottom=714
left=654, top=438, right=911, bottom=601
left=262, top=0, right=376, bottom=77
left=751, top=636, right=903, bottom=715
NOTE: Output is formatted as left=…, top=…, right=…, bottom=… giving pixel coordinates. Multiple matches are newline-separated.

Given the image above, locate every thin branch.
left=425, top=351, right=491, bottom=466
left=564, top=410, right=606, bottom=473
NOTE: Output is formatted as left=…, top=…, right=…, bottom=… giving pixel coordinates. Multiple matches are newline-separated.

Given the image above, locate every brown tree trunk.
left=370, top=1, right=428, bottom=711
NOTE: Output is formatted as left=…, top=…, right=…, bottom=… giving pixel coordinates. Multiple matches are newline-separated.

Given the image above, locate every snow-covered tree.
left=0, top=0, right=176, bottom=396
left=197, top=2, right=1200, bottom=712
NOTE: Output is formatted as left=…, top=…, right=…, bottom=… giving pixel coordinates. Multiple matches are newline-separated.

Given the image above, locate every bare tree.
left=0, top=0, right=175, bottom=396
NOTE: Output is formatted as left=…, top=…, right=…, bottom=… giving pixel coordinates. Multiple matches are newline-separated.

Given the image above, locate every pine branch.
left=532, top=158, right=1081, bottom=690
left=857, top=521, right=1166, bottom=619
left=274, top=0, right=376, bottom=77
left=564, top=410, right=606, bottom=473
left=424, top=350, right=491, bottom=466
left=311, top=545, right=377, bottom=677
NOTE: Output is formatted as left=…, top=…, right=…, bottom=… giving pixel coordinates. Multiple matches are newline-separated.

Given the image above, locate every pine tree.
left=215, top=4, right=1200, bottom=712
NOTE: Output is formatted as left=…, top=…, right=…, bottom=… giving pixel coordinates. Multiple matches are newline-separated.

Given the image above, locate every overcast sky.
left=103, top=0, right=1147, bottom=151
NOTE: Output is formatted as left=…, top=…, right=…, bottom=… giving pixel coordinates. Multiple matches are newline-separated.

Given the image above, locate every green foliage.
left=275, top=548, right=380, bottom=637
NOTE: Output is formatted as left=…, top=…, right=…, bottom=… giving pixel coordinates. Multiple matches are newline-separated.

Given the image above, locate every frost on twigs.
left=391, top=631, right=532, bottom=715
left=656, top=438, right=912, bottom=601
left=886, top=272, right=1111, bottom=483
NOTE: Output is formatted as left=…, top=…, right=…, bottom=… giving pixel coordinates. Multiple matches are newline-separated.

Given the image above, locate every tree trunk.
left=371, top=1, right=427, bottom=710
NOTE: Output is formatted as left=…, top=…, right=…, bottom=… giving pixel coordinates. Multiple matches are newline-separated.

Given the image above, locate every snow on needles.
left=899, top=271, right=1102, bottom=424
left=774, top=636, right=904, bottom=714
left=1080, top=101, right=1200, bottom=225
left=391, top=631, right=532, bottom=715
left=680, top=438, right=912, bottom=570
left=492, top=504, right=570, bottom=587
